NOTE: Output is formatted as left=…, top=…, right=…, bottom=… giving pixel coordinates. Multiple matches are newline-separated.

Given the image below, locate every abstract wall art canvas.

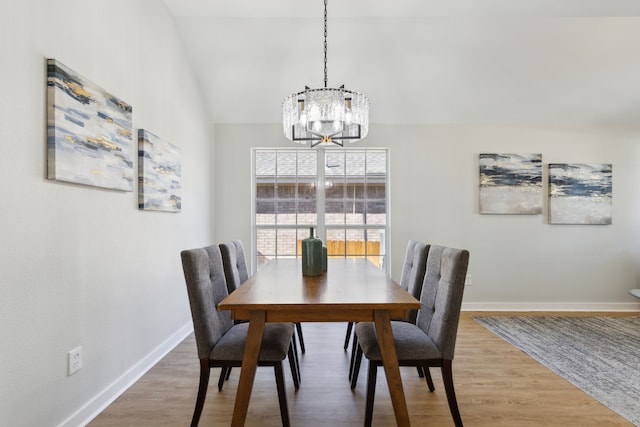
left=138, top=129, right=181, bottom=212
left=47, top=59, right=134, bottom=191
left=548, top=163, right=612, bottom=225
left=479, top=153, right=543, bottom=214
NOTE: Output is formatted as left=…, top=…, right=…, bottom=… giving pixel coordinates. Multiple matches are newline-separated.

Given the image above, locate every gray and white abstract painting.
left=47, top=59, right=133, bottom=191
left=138, top=129, right=181, bottom=212
left=479, top=153, right=543, bottom=214
left=548, top=163, right=612, bottom=225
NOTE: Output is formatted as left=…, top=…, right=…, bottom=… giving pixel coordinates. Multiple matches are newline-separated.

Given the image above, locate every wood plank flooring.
left=88, top=312, right=637, bottom=426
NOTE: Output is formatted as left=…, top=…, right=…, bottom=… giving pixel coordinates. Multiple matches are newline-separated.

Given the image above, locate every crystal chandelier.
left=282, top=0, right=369, bottom=148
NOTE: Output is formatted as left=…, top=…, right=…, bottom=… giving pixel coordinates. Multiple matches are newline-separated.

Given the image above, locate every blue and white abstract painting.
left=548, top=163, right=612, bottom=225
left=479, top=153, right=543, bottom=214
left=138, top=129, right=181, bottom=212
left=47, top=59, right=133, bottom=191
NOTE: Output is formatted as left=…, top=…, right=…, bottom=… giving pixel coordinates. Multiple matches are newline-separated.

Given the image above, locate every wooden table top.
left=219, top=258, right=420, bottom=322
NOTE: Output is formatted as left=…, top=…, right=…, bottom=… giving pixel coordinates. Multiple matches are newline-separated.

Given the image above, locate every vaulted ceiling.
left=164, top=0, right=640, bottom=125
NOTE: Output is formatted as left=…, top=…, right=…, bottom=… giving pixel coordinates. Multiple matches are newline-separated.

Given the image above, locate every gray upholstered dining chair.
left=220, top=240, right=305, bottom=352
left=351, top=245, right=470, bottom=427
left=344, top=240, right=429, bottom=350
left=181, top=244, right=299, bottom=427
left=219, top=240, right=303, bottom=390
left=347, top=240, right=431, bottom=385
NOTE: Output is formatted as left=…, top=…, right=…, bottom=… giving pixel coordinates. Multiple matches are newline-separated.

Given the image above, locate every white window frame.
left=251, top=147, right=390, bottom=274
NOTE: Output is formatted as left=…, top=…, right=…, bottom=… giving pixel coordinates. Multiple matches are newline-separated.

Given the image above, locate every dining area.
left=179, top=240, right=470, bottom=426
left=7, top=2, right=640, bottom=427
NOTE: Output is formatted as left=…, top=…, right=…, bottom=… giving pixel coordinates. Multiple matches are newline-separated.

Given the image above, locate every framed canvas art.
left=548, top=163, right=612, bottom=225
left=46, top=59, right=133, bottom=191
left=479, top=153, right=543, bottom=214
left=138, top=129, right=181, bottom=212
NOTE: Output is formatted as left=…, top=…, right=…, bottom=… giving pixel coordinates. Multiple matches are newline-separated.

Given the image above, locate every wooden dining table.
left=218, top=258, right=421, bottom=426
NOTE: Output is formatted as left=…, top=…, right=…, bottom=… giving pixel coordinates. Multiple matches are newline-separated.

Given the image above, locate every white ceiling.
left=164, top=0, right=640, bottom=125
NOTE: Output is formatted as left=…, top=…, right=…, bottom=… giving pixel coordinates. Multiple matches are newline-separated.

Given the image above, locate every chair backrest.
left=233, top=240, right=249, bottom=283
left=400, top=241, right=430, bottom=324
left=219, top=241, right=241, bottom=294
left=415, top=245, right=470, bottom=360
left=399, top=241, right=417, bottom=290
left=219, top=240, right=249, bottom=294
left=181, top=245, right=234, bottom=359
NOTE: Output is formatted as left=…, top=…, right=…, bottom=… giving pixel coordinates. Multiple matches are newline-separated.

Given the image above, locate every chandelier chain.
left=324, top=0, right=328, bottom=88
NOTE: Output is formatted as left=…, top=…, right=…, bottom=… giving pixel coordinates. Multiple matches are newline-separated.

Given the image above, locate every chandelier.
left=282, top=0, right=369, bottom=148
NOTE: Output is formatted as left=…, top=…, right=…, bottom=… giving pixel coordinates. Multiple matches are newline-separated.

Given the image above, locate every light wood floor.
left=89, top=312, right=637, bottom=426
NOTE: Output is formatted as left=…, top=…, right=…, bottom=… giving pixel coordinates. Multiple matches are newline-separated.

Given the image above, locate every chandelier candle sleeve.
left=302, top=227, right=323, bottom=276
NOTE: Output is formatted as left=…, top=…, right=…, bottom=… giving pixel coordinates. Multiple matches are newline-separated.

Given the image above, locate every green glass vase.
left=302, top=227, right=323, bottom=276
left=321, top=245, right=327, bottom=272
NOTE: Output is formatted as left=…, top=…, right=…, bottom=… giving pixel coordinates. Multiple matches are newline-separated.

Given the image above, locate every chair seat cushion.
left=210, top=322, right=294, bottom=362
left=355, top=321, right=442, bottom=361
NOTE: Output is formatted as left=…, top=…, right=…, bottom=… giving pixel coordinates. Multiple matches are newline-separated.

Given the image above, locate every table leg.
left=231, top=310, right=266, bottom=427
left=374, top=309, right=411, bottom=427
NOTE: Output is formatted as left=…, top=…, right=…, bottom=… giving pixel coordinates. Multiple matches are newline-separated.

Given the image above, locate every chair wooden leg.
left=290, top=336, right=301, bottom=383
left=287, top=343, right=300, bottom=389
left=218, top=367, right=227, bottom=391
left=344, top=321, right=354, bottom=350
left=442, top=360, right=463, bottom=427
left=192, top=359, right=211, bottom=427
left=350, top=343, right=363, bottom=389
left=364, top=362, right=377, bottom=427
left=274, top=363, right=291, bottom=427
left=417, top=366, right=424, bottom=377
left=424, top=366, right=435, bottom=392
left=295, top=322, right=305, bottom=354
left=422, top=365, right=436, bottom=392
left=217, top=367, right=227, bottom=391
left=348, top=333, right=359, bottom=381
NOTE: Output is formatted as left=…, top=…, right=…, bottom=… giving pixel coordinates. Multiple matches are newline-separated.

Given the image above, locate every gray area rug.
left=474, top=316, right=640, bottom=426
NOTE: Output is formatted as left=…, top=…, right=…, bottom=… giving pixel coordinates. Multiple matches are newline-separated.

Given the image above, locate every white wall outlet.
left=465, top=274, right=472, bottom=286
left=68, top=346, right=82, bottom=375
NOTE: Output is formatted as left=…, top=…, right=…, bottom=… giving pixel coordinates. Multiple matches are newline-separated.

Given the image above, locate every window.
left=253, top=148, right=389, bottom=272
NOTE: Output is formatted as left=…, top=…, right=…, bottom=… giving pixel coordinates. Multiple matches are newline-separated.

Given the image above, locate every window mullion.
left=317, top=148, right=326, bottom=241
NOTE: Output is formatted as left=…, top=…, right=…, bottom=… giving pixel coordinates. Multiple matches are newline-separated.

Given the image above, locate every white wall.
left=0, top=1, right=213, bottom=426
left=214, top=123, right=640, bottom=311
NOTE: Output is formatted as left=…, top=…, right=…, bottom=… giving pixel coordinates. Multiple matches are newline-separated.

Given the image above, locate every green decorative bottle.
left=322, top=245, right=328, bottom=272
left=302, top=227, right=323, bottom=276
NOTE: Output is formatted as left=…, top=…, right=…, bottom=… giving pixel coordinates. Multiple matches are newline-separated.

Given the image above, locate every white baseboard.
left=462, top=302, right=640, bottom=312
left=58, top=323, right=193, bottom=427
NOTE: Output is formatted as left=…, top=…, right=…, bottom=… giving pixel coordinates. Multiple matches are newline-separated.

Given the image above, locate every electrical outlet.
left=68, top=346, right=82, bottom=375
left=465, top=274, right=472, bottom=286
